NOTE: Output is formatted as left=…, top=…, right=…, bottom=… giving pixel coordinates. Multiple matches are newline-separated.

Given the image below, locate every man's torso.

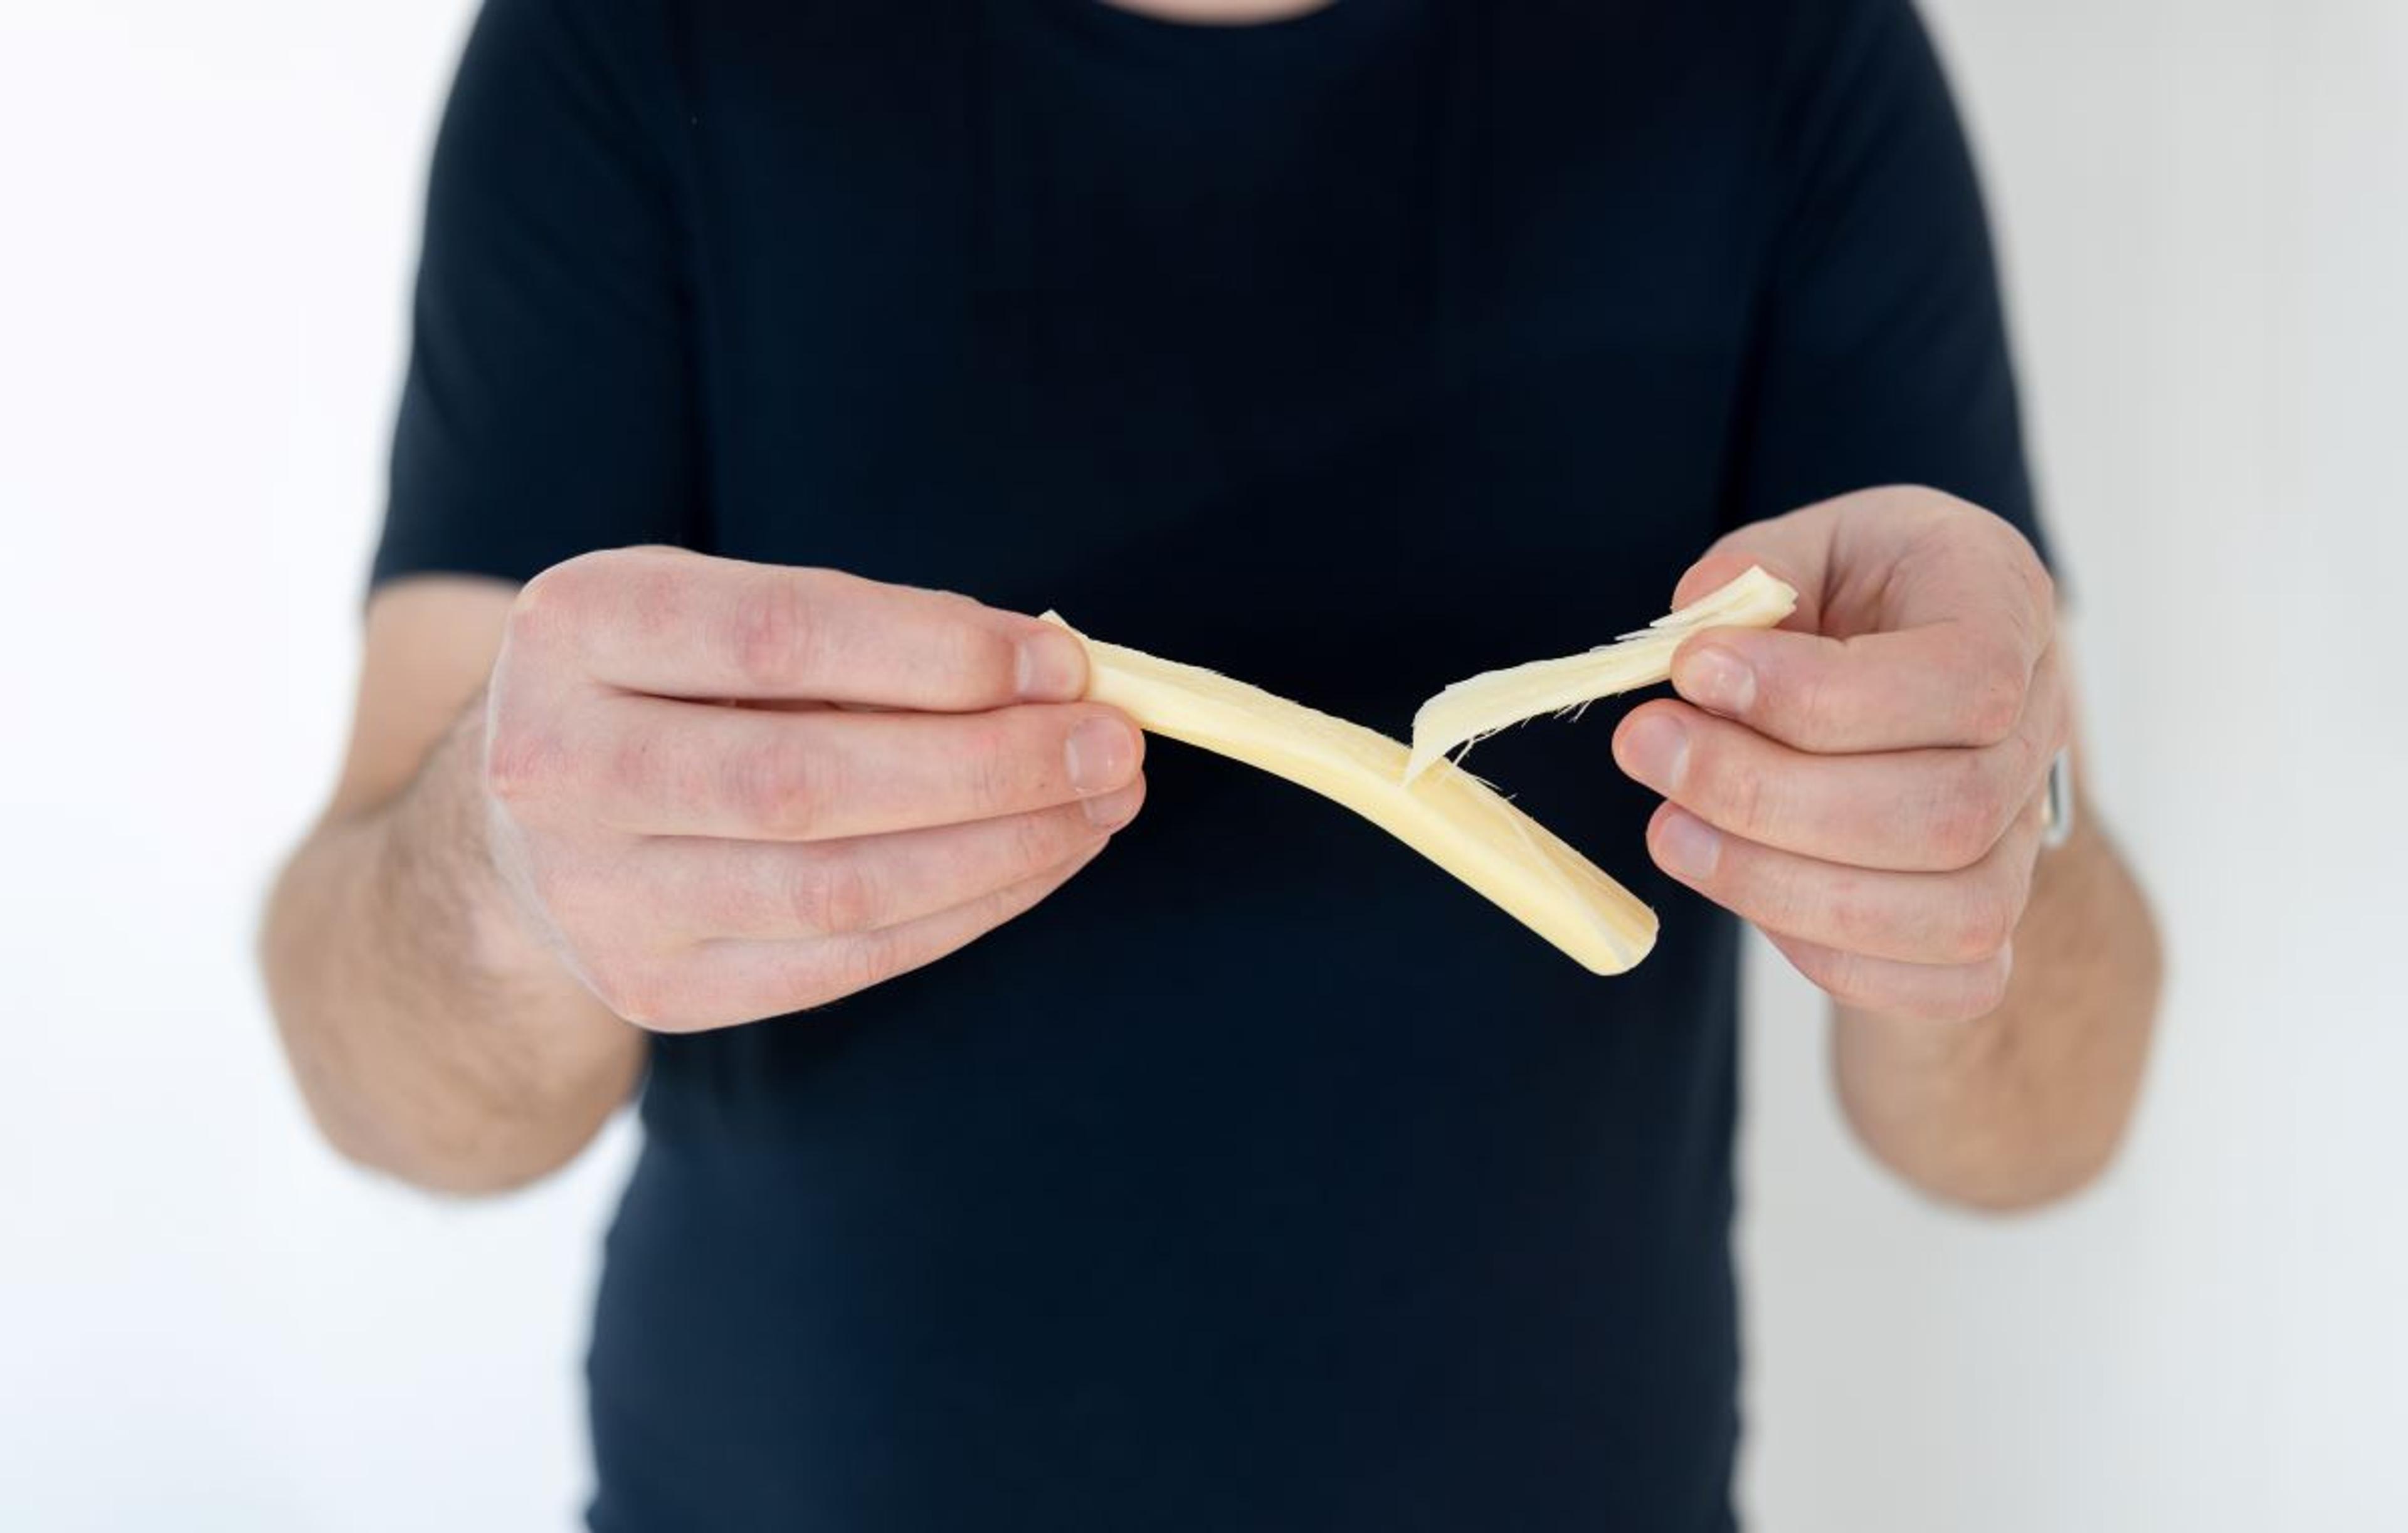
left=587, top=3, right=1770, bottom=1527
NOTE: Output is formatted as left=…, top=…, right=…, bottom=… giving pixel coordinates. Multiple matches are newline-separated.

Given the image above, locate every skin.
left=1614, top=486, right=2161, bottom=1209
left=261, top=551, right=1146, bottom=1193
left=263, top=1, right=2157, bottom=1206
left=263, top=490, right=2158, bottom=1209
left=1087, top=0, right=2164, bottom=1206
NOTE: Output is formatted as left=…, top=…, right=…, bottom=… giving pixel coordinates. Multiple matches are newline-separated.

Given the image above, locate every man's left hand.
left=1613, top=486, right=2069, bottom=1024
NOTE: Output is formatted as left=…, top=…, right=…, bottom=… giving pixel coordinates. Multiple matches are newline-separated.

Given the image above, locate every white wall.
left=0, top=8, right=632, bottom=1530
left=1743, top=2, right=2408, bottom=1528
left=0, top=3, right=2398, bottom=1529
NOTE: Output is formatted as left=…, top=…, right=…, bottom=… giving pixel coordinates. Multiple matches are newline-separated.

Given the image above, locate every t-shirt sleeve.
left=371, top=0, right=699, bottom=591
left=1726, top=0, right=2054, bottom=574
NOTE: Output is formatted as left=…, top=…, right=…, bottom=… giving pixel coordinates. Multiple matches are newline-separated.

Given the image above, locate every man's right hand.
left=477, top=547, right=1145, bottom=1031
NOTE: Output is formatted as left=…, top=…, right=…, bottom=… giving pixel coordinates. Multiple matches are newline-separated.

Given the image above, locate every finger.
left=1613, top=662, right=2063, bottom=872
left=640, top=777, right=1146, bottom=940
left=1671, top=619, right=2039, bottom=754
left=1666, top=493, right=2056, bottom=752
left=1669, top=488, right=2051, bottom=631
left=1763, top=929, right=2016, bottom=1026
left=1645, top=794, right=2042, bottom=966
left=566, top=695, right=1144, bottom=841
left=631, top=842, right=1110, bottom=1031
left=518, top=549, right=1089, bottom=709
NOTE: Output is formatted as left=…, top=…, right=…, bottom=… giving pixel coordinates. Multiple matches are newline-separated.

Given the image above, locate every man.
left=261, top=0, right=2162, bottom=1526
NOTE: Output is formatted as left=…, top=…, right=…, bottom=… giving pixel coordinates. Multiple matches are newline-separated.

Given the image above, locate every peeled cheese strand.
left=1403, top=566, right=1799, bottom=782
left=1042, top=614, right=1657, bottom=976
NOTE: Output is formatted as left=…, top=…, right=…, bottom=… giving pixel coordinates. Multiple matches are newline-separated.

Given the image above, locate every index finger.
left=522, top=549, right=1088, bottom=710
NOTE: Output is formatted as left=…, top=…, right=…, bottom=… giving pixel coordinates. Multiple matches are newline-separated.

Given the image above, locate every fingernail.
left=1677, top=645, right=1755, bottom=715
left=1016, top=628, right=1088, bottom=702
left=1065, top=716, right=1137, bottom=796
left=1654, top=809, right=1721, bottom=879
left=1615, top=713, right=1690, bottom=791
left=1082, top=780, right=1144, bottom=830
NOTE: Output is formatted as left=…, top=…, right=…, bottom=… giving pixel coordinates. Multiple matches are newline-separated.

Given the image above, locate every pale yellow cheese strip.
left=1404, top=566, right=1799, bottom=781
left=1043, top=614, right=1657, bottom=976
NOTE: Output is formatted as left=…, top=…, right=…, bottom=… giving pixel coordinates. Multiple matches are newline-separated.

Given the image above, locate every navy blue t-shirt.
left=376, top=1, right=2046, bottom=1527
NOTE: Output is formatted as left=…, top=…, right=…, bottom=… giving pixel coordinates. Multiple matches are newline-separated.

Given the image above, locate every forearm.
left=260, top=702, right=642, bottom=1195
left=1833, top=814, right=2162, bottom=1211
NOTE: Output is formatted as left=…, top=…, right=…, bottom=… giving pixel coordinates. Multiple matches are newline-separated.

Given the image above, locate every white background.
left=1, top=3, right=2400, bottom=1528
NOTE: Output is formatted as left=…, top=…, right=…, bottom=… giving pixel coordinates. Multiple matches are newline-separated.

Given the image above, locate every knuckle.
left=483, top=724, right=562, bottom=804
left=1943, top=878, right=2019, bottom=964
left=510, top=551, right=630, bottom=648
left=607, top=729, right=679, bottom=813
left=1955, top=656, right=2026, bottom=747
left=509, top=561, right=584, bottom=641
left=1928, top=804, right=1992, bottom=872
left=946, top=621, right=1023, bottom=706
left=963, top=721, right=1028, bottom=817
left=732, top=739, right=824, bottom=838
left=727, top=575, right=819, bottom=690
left=618, top=560, right=689, bottom=645
left=1815, top=873, right=1886, bottom=954
left=793, top=853, right=881, bottom=937
left=1924, top=756, right=2005, bottom=868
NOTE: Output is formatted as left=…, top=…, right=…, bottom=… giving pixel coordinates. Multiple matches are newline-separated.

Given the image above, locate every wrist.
left=374, top=693, right=562, bottom=998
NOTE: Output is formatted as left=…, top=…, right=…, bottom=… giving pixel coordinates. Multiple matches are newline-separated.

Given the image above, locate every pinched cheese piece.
left=1404, top=566, right=1798, bottom=782
left=1042, top=614, right=1657, bottom=976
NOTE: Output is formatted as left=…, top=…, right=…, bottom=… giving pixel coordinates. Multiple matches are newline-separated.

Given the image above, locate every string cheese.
left=1403, top=566, right=1799, bottom=782
left=1042, top=614, right=1657, bottom=976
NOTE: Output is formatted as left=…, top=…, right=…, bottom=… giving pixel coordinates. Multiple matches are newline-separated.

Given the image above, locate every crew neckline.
left=1042, top=0, right=1375, bottom=53
left=1085, top=0, right=1341, bottom=29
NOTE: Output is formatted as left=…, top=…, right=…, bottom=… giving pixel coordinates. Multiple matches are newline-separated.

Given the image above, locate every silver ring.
left=2040, top=749, right=2076, bottom=850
